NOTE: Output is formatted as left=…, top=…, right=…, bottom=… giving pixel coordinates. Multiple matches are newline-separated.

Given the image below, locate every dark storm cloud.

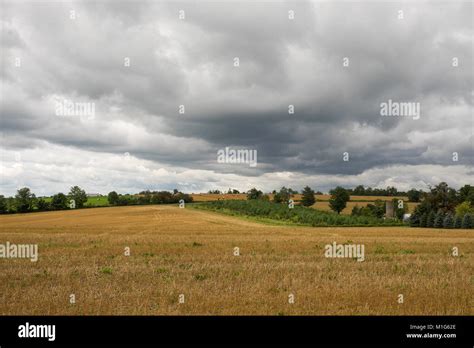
left=0, top=0, right=472, bottom=195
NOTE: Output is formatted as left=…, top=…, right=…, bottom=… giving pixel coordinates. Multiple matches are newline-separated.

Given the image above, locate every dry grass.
left=0, top=205, right=472, bottom=315
left=312, top=201, right=419, bottom=215
left=191, top=193, right=247, bottom=201
left=191, top=193, right=409, bottom=202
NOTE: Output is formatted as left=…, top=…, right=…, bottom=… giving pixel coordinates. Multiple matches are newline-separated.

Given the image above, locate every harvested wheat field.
left=0, top=205, right=472, bottom=315
left=312, top=201, right=419, bottom=215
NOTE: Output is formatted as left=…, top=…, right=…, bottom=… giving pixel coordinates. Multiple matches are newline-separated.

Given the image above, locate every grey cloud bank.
left=0, top=1, right=472, bottom=195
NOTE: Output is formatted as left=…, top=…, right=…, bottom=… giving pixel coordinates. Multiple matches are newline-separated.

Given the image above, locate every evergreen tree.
left=427, top=211, right=436, bottom=228
left=434, top=212, right=444, bottom=228
left=419, top=213, right=428, bottom=227
left=461, top=214, right=472, bottom=229
left=301, top=186, right=316, bottom=207
left=454, top=215, right=463, bottom=229
left=409, top=214, right=420, bottom=227
left=443, top=214, right=454, bottom=229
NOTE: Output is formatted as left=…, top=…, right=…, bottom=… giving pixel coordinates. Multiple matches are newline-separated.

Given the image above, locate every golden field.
left=311, top=201, right=419, bottom=215
left=191, top=193, right=409, bottom=202
left=190, top=193, right=417, bottom=215
left=0, top=205, right=472, bottom=315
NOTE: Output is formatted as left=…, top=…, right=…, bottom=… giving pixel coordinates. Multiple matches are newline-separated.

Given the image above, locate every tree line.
left=0, top=187, right=193, bottom=214
left=409, top=182, right=474, bottom=228
left=107, top=190, right=193, bottom=206
left=244, top=183, right=474, bottom=228
left=0, top=186, right=88, bottom=213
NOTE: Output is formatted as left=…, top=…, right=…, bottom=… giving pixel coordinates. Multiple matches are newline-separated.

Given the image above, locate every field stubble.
left=0, top=205, right=472, bottom=315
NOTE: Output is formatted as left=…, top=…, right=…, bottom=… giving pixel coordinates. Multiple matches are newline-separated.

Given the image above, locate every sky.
left=0, top=0, right=473, bottom=196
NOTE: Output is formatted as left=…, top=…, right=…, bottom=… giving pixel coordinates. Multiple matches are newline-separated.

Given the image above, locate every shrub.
left=138, top=193, right=152, bottom=205
left=351, top=205, right=361, bottom=216
left=195, top=200, right=403, bottom=227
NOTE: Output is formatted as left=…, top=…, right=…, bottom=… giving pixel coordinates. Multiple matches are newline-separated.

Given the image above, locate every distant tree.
left=454, top=215, right=463, bottom=229
left=51, top=193, right=69, bottom=210
left=370, top=200, right=386, bottom=218
left=151, top=191, right=172, bottom=204
left=329, top=187, right=350, bottom=214
left=386, top=186, right=398, bottom=196
left=407, top=189, right=422, bottom=202
left=273, top=187, right=291, bottom=204
left=107, top=191, right=119, bottom=205
left=434, top=212, right=445, bottom=228
left=173, top=189, right=179, bottom=195
left=461, top=214, right=472, bottom=229
left=301, top=186, right=316, bottom=207
left=443, top=214, right=454, bottom=229
left=138, top=192, right=152, bottom=205
left=426, top=211, right=436, bottom=228
left=409, top=213, right=420, bottom=227
left=419, top=213, right=428, bottom=227
left=455, top=201, right=473, bottom=217
left=36, top=198, right=50, bottom=211
left=15, top=187, right=36, bottom=213
left=0, top=195, right=7, bottom=214
left=247, top=188, right=263, bottom=200
left=353, top=185, right=366, bottom=196
left=232, top=189, right=240, bottom=194
left=458, top=185, right=474, bottom=205
left=426, top=182, right=457, bottom=213
left=174, top=192, right=193, bottom=203
left=69, top=186, right=87, bottom=208
left=6, top=197, right=16, bottom=213
left=117, top=195, right=132, bottom=206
